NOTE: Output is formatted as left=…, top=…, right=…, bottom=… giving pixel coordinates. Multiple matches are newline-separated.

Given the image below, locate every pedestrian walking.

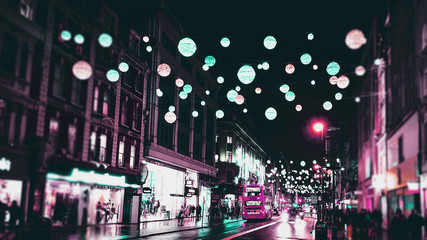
left=235, top=204, right=240, bottom=219
left=8, top=200, right=20, bottom=227
left=177, top=206, right=184, bottom=226
left=408, top=209, right=423, bottom=240
left=390, top=208, right=408, bottom=240
left=196, top=204, right=201, bottom=221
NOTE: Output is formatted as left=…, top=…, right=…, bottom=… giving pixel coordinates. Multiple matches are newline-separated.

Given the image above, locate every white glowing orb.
left=263, top=36, right=277, bottom=50
left=183, top=84, right=192, bottom=93
left=168, top=106, right=175, bottom=112
left=202, top=64, right=209, bottom=71
left=265, top=107, right=277, bottom=120
left=323, top=101, right=333, bottom=111
left=313, top=64, right=318, bottom=70
left=285, top=91, right=295, bottom=101
left=205, top=55, right=216, bottom=67
left=257, top=64, right=262, bottom=69
left=262, top=62, right=270, bottom=70
left=329, top=76, right=338, bottom=85
left=178, top=37, right=197, bottom=57
left=192, top=111, right=199, bottom=117
left=326, top=61, right=340, bottom=76
left=72, top=60, right=92, bottom=80
left=74, top=34, right=85, bottom=44
left=106, top=69, right=120, bottom=82
left=142, top=36, right=150, bottom=43
left=243, top=108, right=248, bottom=113
left=179, top=91, right=188, bottom=99
left=335, top=92, right=343, bottom=100
left=60, top=30, right=72, bottom=41
left=216, top=110, right=224, bottom=119
left=98, top=33, right=113, bottom=48
left=156, top=89, right=163, bottom=97
left=217, top=76, right=224, bottom=84
left=175, top=78, right=184, bottom=87
left=295, top=104, right=302, bottom=112
left=146, top=46, right=152, bottom=52
left=237, top=65, right=256, bottom=84
left=355, top=97, right=361, bottom=103
left=220, top=37, right=230, bottom=47
left=307, top=33, right=314, bottom=40
left=227, top=90, right=238, bottom=102
left=355, top=65, right=366, bottom=76
left=205, top=90, right=210, bottom=95
left=337, top=75, right=350, bottom=89
left=235, top=95, right=245, bottom=105
left=255, top=87, right=262, bottom=94
left=345, top=29, right=367, bottom=50
left=300, top=53, right=312, bottom=65
left=235, top=86, right=241, bottom=92
left=285, top=64, right=295, bottom=74
left=165, top=111, right=176, bottom=124
left=118, top=62, right=129, bottom=72
left=279, top=84, right=290, bottom=93
left=301, top=161, right=306, bottom=167
left=374, top=58, right=382, bottom=65
left=311, top=80, right=316, bottom=85
left=201, top=101, right=206, bottom=106
left=157, top=63, right=171, bottom=77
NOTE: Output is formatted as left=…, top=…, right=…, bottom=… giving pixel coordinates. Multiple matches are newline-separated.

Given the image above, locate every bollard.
left=315, top=220, right=327, bottom=240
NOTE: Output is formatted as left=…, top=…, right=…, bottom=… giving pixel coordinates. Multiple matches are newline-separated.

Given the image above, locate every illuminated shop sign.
left=47, top=168, right=140, bottom=188
left=0, top=157, right=11, bottom=171
left=142, top=187, right=152, bottom=194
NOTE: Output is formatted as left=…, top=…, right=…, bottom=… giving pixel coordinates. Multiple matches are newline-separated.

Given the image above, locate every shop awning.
left=47, top=168, right=140, bottom=188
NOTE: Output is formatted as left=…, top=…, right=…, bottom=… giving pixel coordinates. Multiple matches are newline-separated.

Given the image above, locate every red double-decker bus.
left=242, top=184, right=273, bottom=220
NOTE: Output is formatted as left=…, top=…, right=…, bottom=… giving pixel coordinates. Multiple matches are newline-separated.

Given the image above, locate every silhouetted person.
left=235, top=204, right=240, bottom=219
left=0, top=200, right=7, bottom=226
left=196, top=204, right=201, bottom=221
left=8, top=201, right=20, bottom=227
left=390, top=208, right=408, bottom=240
left=96, top=201, right=103, bottom=224
left=408, top=209, right=423, bottom=240
left=177, top=206, right=184, bottom=226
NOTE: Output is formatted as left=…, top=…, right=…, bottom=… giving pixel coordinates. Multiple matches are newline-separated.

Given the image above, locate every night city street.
left=1, top=0, right=427, bottom=239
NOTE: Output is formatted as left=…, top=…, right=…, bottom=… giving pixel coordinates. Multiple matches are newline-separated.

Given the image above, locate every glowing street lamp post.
left=312, top=122, right=325, bottom=220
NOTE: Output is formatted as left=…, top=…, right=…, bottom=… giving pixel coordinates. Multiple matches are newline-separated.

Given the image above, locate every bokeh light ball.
left=235, top=95, right=245, bottom=105
left=323, top=101, right=333, bottom=111
left=263, top=36, right=277, bottom=50
left=326, top=61, right=340, bottom=76
left=237, top=65, right=256, bottom=85
left=255, top=87, right=262, bottom=94
left=98, top=33, right=113, bottom=48
left=285, top=91, right=295, bottom=101
left=175, top=78, right=184, bottom=87
left=106, top=69, right=120, bottom=82
left=216, top=110, right=225, bottom=119
left=285, top=64, right=295, bottom=74
left=157, top=63, right=171, bottom=77
left=265, top=107, right=277, bottom=120
left=345, top=29, right=367, bottom=50
left=220, top=37, right=230, bottom=47
left=72, top=60, right=92, bottom=80
left=178, top=37, right=197, bottom=57
left=165, top=112, right=176, bottom=124
left=337, top=75, right=350, bottom=89
left=295, top=104, right=302, bottom=112
left=355, top=65, right=366, bottom=76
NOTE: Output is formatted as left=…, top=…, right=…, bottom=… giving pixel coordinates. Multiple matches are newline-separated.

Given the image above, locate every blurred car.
left=273, top=207, right=280, bottom=216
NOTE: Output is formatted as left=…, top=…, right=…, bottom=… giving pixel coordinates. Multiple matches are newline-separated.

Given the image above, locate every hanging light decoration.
left=323, top=101, right=333, bottom=111
left=183, top=84, right=192, bottom=93
left=164, top=111, right=177, bottom=124
left=74, top=34, right=85, bottom=44
left=72, top=60, right=92, bottom=80
left=337, top=75, right=350, bottom=89
left=178, top=37, right=197, bottom=57
left=205, top=55, right=216, bottom=67
left=285, top=64, right=295, bottom=74
left=285, top=91, right=295, bottom=101
left=265, top=107, right=277, bottom=120
left=98, top=33, right=113, bottom=48
left=355, top=65, right=366, bottom=76
left=106, top=69, right=120, bottom=82
left=60, top=30, right=72, bottom=41
left=329, top=76, right=338, bottom=85
left=175, top=78, right=184, bottom=87
left=217, top=76, right=224, bottom=84
left=227, top=90, right=238, bottom=102
left=220, top=37, right=230, bottom=47
left=345, top=29, right=367, bottom=50
left=118, top=62, right=129, bottom=72
left=157, top=63, right=171, bottom=77
left=235, top=95, right=245, bottom=105
left=279, top=84, right=290, bottom=93
left=262, top=62, right=270, bottom=70
left=307, top=33, right=314, bottom=40
left=216, top=110, right=225, bottom=119
left=179, top=91, right=188, bottom=99
left=263, top=36, right=277, bottom=50
left=300, top=53, right=312, bottom=65
left=295, top=104, right=302, bottom=112
left=335, top=92, right=343, bottom=100
left=237, top=65, right=256, bottom=84
left=326, top=61, right=340, bottom=76
left=192, top=111, right=199, bottom=117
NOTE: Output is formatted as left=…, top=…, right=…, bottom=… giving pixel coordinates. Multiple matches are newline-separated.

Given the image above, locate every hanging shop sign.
left=142, top=187, right=152, bottom=194
left=185, top=187, right=198, bottom=197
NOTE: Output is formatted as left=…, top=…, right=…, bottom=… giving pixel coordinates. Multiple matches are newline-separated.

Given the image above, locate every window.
left=121, top=97, right=128, bottom=126
left=53, top=62, right=65, bottom=97
left=161, top=32, right=176, bottom=57
left=71, top=77, right=82, bottom=105
left=20, top=0, right=32, bottom=19
left=130, top=144, right=135, bottom=169
left=104, top=13, right=117, bottom=34
left=0, top=33, right=18, bottom=74
left=132, top=102, right=141, bottom=130
left=215, top=135, right=219, bottom=143
left=123, top=71, right=131, bottom=86
left=102, top=87, right=110, bottom=115
left=0, top=101, right=7, bottom=142
left=118, top=140, right=125, bottom=167
left=422, top=23, right=427, bottom=51
left=398, top=136, right=404, bottom=163
left=93, top=86, right=99, bottom=112
left=90, top=131, right=96, bottom=159
left=130, top=35, right=139, bottom=54
left=68, top=123, right=76, bottom=156
left=227, top=136, right=232, bottom=144
left=19, top=44, right=28, bottom=79
left=99, top=134, right=107, bottom=162
left=226, top=136, right=232, bottom=163
left=135, top=73, right=143, bottom=93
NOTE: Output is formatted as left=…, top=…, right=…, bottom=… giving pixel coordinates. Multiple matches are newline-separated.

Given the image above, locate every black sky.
left=161, top=0, right=377, bottom=163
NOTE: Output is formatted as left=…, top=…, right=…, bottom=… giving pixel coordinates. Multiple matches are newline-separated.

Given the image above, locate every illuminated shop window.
left=130, top=145, right=135, bottom=169
left=118, top=140, right=125, bottom=167
left=99, top=134, right=107, bottom=162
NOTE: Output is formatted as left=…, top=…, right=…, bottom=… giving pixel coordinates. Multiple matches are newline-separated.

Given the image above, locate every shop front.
left=0, top=153, right=30, bottom=226
left=44, top=167, right=140, bottom=226
left=141, top=162, right=185, bottom=221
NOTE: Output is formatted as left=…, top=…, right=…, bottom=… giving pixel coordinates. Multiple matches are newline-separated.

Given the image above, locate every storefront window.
left=99, top=134, right=107, bottom=162
left=0, top=179, right=23, bottom=224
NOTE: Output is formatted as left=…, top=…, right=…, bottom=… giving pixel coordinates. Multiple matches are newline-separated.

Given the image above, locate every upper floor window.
left=132, top=101, right=141, bottom=130
left=135, top=73, right=143, bottom=93
left=118, top=140, right=125, bottom=167
left=422, top=23, right=427, bottom=51
left=99, top=134, right=107, bottom=162
left=129, top=34, right=140, bottom=54
left=20, top=0, right=33, bottom=20
left=120, top=96, right=129, bottom=126
left=53, top=60, right=66, bottom=98
left=103, top=12, right=117, bottom=35
left=0, top=33, right=18, bottom=74
left=130, top=144, right=136, bottom=169
left=227, top=136, right=232, bottom=144
left=71, top=77, right=82, bottom=105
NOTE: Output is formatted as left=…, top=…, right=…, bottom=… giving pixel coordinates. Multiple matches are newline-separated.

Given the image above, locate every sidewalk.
left=5, top=216, right=244, bottom=240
